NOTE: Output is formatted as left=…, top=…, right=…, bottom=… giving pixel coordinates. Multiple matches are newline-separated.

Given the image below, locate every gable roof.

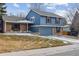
left=31, top=9, right=63, bottom=18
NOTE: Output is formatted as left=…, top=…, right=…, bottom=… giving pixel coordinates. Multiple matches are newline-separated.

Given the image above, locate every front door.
left=52, top=27, right=61, bottom=35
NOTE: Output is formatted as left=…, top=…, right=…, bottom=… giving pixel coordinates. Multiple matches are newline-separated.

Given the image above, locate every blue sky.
left=6, top=3, right=30, bottom=16
left=5, top=3, right=79, bottom=22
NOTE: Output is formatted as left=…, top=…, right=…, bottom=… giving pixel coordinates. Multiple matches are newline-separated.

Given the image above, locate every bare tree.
left=65, top=8, right=75, bottom=23
left=64, top=3, right=79, bottom=24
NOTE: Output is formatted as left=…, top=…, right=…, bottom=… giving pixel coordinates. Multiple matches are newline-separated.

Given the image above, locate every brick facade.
left=5, top=22, right=28, bottom=32
left=6, top=22, right=12, bottom=32
left=20, top=23, right=27, bottom=32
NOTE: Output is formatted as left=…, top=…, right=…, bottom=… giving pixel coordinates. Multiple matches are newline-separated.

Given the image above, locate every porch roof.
left=2, top=16, right=33, bottom=23
left=31, top=25, right=69, bottom=27
left=5, top=20, right=33, bottom=23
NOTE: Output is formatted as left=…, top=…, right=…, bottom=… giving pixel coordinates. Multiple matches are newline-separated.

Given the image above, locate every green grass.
left=0, top=35, right=69, bottom=53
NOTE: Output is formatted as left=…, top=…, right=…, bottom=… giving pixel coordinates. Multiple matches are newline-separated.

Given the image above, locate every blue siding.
left=26, top=10, right=67, bottom=36
left=40, top=17, right=57, bottom=25
left=26, top=10, right=40, bottom=25
left=40, top=17, right=66, bottom=26
left=30, top=27, right=39, bottom=32
left=51, top=18, right=66, bottom=26
left=51, top=17, right=56, bottom=25
left=60, top=18, right=66, bottom=26
left=52, top=17, right=66, bottom=26
left=40, top=16, right=46, bottom=25
left=39, top=27, right=52, bottom=36
left=26, top=10, right=66, bottom=26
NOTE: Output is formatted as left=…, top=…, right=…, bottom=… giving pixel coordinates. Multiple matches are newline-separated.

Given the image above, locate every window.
left=46, top=17, right=51, bottom=23
left=55, top=18, right=60, bottom=24
left=30, top=16, right=35, bottom=22
left=12, top=23, right=20, bottom=31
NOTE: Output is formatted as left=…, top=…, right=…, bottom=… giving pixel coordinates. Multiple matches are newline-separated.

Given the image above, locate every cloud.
left=43, top=3, right=69, bottom=10
left=55, top=10, right=68, bottom=16
left=43, top=3, right=68, bottom=7
left=46, top=6, right=55, bottom=9
left=55, top=10, right=67, bottom=18
left=53, top=3, right=68, bottom=6
left=13, top=3, right=20, bottom=8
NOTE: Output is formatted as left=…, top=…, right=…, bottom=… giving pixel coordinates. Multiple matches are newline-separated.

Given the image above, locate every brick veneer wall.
left=6, top=22, right=12, bottom=32
left=6, top=23, right=28, bottom=32
left=20, top=23, right=27, bottom=32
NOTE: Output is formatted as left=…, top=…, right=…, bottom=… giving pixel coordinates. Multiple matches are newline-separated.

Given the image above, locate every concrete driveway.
left=0, top=44, right=79, bottom=56
left=44, top=35, right=79, bottom=44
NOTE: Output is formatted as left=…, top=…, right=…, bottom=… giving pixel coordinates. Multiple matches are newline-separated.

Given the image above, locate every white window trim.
left=30, top=16, right=35, bottom=22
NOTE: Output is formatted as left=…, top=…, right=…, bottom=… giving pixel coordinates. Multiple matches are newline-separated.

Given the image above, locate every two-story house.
left=1, top=9, right=67, bottom=36
left=26, top=9, right=67, bottom=36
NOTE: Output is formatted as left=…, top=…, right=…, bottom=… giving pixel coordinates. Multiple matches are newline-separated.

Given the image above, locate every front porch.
left=52, top=27, right=63, bottom=35
left=4, top=20, right=33, bottom=33
left=52, top=25, right=70, bottom=35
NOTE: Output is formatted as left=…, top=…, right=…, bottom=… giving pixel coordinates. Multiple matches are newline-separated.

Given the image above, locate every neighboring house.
left=0, top=9, right=67, bottom=36
left=26, top=9, right=67, bottom=36
left=70, top=11, right=79, bottom=36
left=71, top=11, right=79, bottom=31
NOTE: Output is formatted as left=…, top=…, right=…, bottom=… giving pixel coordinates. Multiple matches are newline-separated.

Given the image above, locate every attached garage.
left=39, top=27, right=52, bottom=36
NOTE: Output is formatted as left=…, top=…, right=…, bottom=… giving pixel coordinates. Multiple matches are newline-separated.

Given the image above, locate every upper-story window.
left=55, top=18, right=60, bottom=24
left=46, top=17, right=51, bottom=24
left=30, top=16, right=35, bottom=22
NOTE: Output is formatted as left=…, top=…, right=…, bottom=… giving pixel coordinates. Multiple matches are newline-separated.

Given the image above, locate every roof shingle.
left=31, top=9, right=63, bottom=18
left=2, top=16, right=33, bottom=23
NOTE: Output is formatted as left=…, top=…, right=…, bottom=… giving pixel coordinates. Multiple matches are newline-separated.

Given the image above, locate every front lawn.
left=0, top=35, right=69, bottom=53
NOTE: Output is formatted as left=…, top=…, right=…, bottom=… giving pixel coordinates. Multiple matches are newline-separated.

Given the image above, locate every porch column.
left=39, top=27, right=40, bottom=35
left=54, top=27, right=56, bottom=35
left=61, top=27, right=63, bottom=34
left=52, top=28, right=54, bottom=35
left=27, top=23, right=28, bottom=32
left=4, top=21, right=6, bottom=32
left=20, top=24, right=22, bottom=32
left=61, top=27, right=63, bottom=32
left=52, top=27, right=56, bottom=35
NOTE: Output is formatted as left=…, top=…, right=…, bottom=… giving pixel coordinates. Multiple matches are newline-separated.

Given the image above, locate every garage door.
left=39, top=27, right=52, bottom=36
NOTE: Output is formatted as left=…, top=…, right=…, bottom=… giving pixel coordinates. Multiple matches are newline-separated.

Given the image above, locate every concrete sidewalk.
left=53, top=36, right=79, bottom=44
left=43, top=36, right=79, bottom=44
left=0, top=44, right=79, bottom=56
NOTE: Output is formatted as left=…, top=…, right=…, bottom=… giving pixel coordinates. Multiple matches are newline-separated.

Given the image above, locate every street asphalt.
left=0, top=44, right=79, bottom=56
left=52, top=49, right=79, bottom=56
